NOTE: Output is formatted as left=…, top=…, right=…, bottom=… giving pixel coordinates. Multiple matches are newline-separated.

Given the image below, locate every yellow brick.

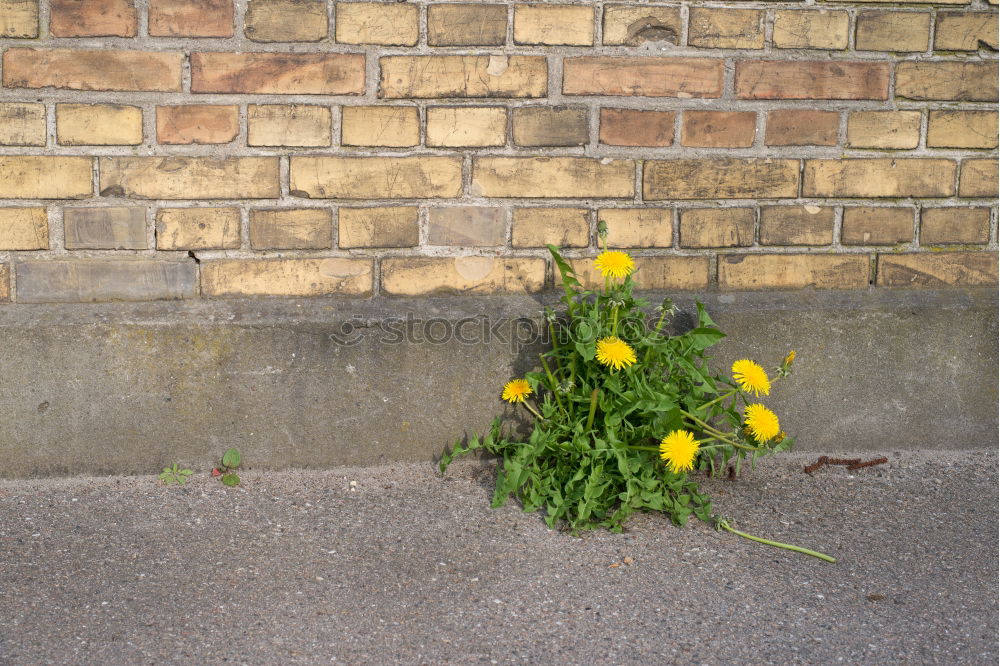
left=0, top=207, right=48, bottom=250
left=598, top=208, right=672, bottom=248
left=896, top=62, right=997, bottom=101
left=644, top=159, right=799, bottom=200
left=249, top=208, right=332, bottom=250
left=688, top=8, right=764, bottom=49
left=0, top=156, right=92, bottom=199
left=155, top=207, right=241, bottom=250
left=679, top=209, right=755, bottom=249
left=336, top=1, right=417, bottom=46
left=56, top=104, right=143, bottom=146
left=841, top=207, right=914, bottom=246
left=512, top=106, right=588, bottom=147
left=290, top=156, right=463, bottom=199
left=0, top=103, right=45, bottom=146
left=567, top=256, right=709, bottom=291
left=772, top=10, right=849, bottom=50
left=0, top=264, right=8, bottom=302
left=381, top=257, right=546, bottom=295
left=878, top=252, right=997, bottom=288
left=341, top=106, right=419, bottom=148
left=245, top=0, right=328, bottom=42
left=759, top=206, right=835, bottom=246
left=380, top=56, right=547, bottom=98
left=855, top=12, right=930, bottom=52
left=338, top=206, right=418, bottom=248
left=514, top=5, right=594, bottom=46
left=248, top=105, right=331, bottom=147
left=921, top=207, right=990, bottom=245
left=426, top=107, right=507, bottom=148
left=203, top=258, right=373, bottom=297
left=846, top=111, right=921, bottom=149
left=935, top=12, right=998, bottom=50
left=803, top=159, right=955, bottom=198
left=719, top=254, right=870, bottom=290
left=427, top=3, right=507, bottom=46
left=472, top=158, right=634, bottom=198
left=603, top=5, right=681, bottom=46
left=0, top=0, right=38, bottom=38
left=927, top=111, right=999, bottom=149
left=512, top=208, right=589, bottom=248
left=100, top=157, right=280, bottom=199
left=428, top=207, right=504, bottom=246
left=959, top=159, right=998, bottom=198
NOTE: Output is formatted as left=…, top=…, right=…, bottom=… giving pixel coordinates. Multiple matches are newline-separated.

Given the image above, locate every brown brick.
left=679, top=208, right=754, bottom=249
left=927, top=111, right=999, bottom=149
left=644, top=159, right=799, bottom=200
left=0, top=264, right=8, bottom=302
left=803, top=159, right=955, bottom=198
left=0, top=0, right=38, bottom=38
left=0, top=208, right=48, bottom=250
left=0, top=157, right=92, bottom=199
left=149, top=0, right=233, bottom=37
left=760, top=206, right=835, bottom=246
left=959, top=159, right=999, bottom=197
left=0, top=103, right=46, bottom=146
left=472, top=158, right=634, bottom=198
left=64, top=207, right=146, bottom=250
left=245, top=0, right=327, bottom=42
left=765, top=110, right=839, bottom=147
left=688, top=8, right=764, bottom=49
left=156, top=207, right=241, bottom=250
left=382, top=257, right=545, bottom=295
left=3, top=49, right=183, bottom=92
left=719, top=254, right=870, bottom=290
left=203, top=259, right=373, bottom=298
left=599, top=109, right=674, bottom=147
left=842, top=207, right=914, bottom=246
left=56, top=104, right=143, bottom=146
left=563, top=57, right=724, bottom=98
left=735, top=61, right=889, bottom=100
left=935, top=12, right=997, bottom=50
left=100, top=157, right=279, bottom=200
left=878, top=252, right=997, bottom=287
left=855, top=11, right=930, bottom=51
left=191, top=53, right=364, bottom=95
left=514, top=4, right=594, bottom=46
left=425, top=107, right=507, bottom=148
left=599, top=208, right=672, bottom=248
left=427, top=207, right=505, bottom=246
left=248, top=105, right=331, bottom=147
left=156, top=105, right=239, bottom=145
left=338, top=206, right=418, bottom=249
left=513, top=107, right=589, bottom=147
left=49, top=0, right=137, bottom=37
left=681, top=111, right=756, bottom=148
left=427, top=4, right=507, bottom=46
left=249, top=208, right=332, bottom=250
left=16, top=260, right=197, bottom=303
left=335, top=1, right=418, bottom=46
left=921, top=208, right=990, bottom=245
left=512, top=208, right=589, bottom=248
left=846, top=111, right=921, bottom=150
left=291, top=156, right=463, bottom=199
left=603, top=5, right=681, bottom=46
left=567, top=256, right=709, bottom=291
left=896, top=62, right=997, bottom=101
left=834, top=0, right=970, bottom=3
left=341, top=106, right=420, bottom=148
left=772, top=10, right=849, bottom=50
left=380, top=56, right=546, bottom=98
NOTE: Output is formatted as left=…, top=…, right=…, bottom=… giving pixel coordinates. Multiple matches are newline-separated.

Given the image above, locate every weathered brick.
left=291, top=157, right=463, bottom=199
left=341, top=106, right=420, bottom=148
left=382, top=257, right=545, bottom=295
left=0, top=0, right=38, bottom=37
left=803, top=159, right=955, bottom=198
left=735, top=61, right=889, bottom=100
left=567, top=256, right=709, bottom=291
left=56, top=104, right=143, bottom=146
left=935, top=12, right=998, bottom=50
left=772, top=10, right=849, bottom=50
left=921, top=208, right=990, bottom=245
left=603, top=5, right=681, bottom=46
left=512, top=107, right=589, bottom=147
left=149, top=0, right=233, bottom=37
left=959, top=159, right=999, bottom=197
left=100, top=157, right=280, bottom=200
left=472, top=158, right=634, bottom=198
left=0, top=157, right=92, bottom=199
left=842, top=208, right=914, bottom=246
left=0, top=264, right=8, bottom=302
left=833, top=0, right=970, bottom=3
left=563, top=57, right=724, bottom=98
left=380, top=56, right=546, bottom=98
left=896, top=62, right=997, bottom=101
left=855, top=11, right=930, bottom=51
left=719, top=254, right=870, bottom=290
left=644, top=159, right=799, bottom=200
left=64, top=207, right=146, bottom=250
left=425, top=107, right=507, bottom=147
left=0, top=103, right=46, bottom=146
left=599, top=109, right=674, bottom=147
left=336, top=1, right=418, bottom=46
left=338, top=206, right=418, bottom=249
left=156, top=105, right=239, bottom=145
left=248, top=105, right=332, bottom=147
left=681, top=111, right=756, bottom=148
left=3, top=49, right=183, bottom=92
left=927, top=111, right=999, bottom=149
left=0, top=208, right=48, bottom=250
left=514, top=4, right=594, bottom=46
left=688, top=8, right=764, bottom=49
left=512, top=208, right=589, bottom=248
left=249, top=208, right=332, bottom=250
left=156, top=207, right=241, bottom=250
left=760, top=206, right=835, bottom=246
left=765, top=110, right=839, bottom=147
left=16, top=260, right=197, bottom=303
left=679, top=208, right=754, bottom=249
left=427, top=207, right=505, bottom=246
left=428, top=4, right=507, bottom=46
left=49, top=0, right=137, bottom=37
left=846, top=111, right=921, bottom=150
left=203, top=259, right=373, bottom=298
left=191, top=53, right=365, bottom=95
left=599, top=208, right=672, bottom=248
left=245, top=0, right=327, bottom=42
left=878, top=252, right=997, bottom=287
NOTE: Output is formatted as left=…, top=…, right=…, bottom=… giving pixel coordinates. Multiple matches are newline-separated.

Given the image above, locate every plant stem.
left=679, top=409, right=735, bottom=440
left=585, top=388, right=599, bottom=431
left=539, top=354, right=565, bottom=412
left=698, top=389, right=738, bottom=412
left=521, top=401, right=544, bottom=421
left=717, top=520, right=836, bottom=563
left=642, top=310, right=669, bottom=364
left=611, top=306, right=619, bottom=336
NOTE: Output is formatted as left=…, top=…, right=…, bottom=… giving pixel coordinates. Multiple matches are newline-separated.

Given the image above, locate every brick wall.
left=0, top=0, right=996, bottom=302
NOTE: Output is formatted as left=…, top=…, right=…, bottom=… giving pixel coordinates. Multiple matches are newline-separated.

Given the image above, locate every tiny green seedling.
left=212, top=448, right=242, bottom=486
left=158, top=463, right=193, bottom=486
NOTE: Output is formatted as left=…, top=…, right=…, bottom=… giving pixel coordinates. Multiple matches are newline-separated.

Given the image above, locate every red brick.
left=2, top=49, right=183, bottom=92
left=50, top=0, right=138, bottom=37
left=149, top=0, right=233, bottom=38
left=191, top=53, right=365, bottom=95
left=563, top=57, right=724, bottom=98
left=156, top=105, right=239, bottom=145
left=681, top=111, right=756, bottom=148
left=599, top=109, right=674, bottom=147
left=765, top=110, right=839, bottom=147
left=735, top=61, right=889, bottom=100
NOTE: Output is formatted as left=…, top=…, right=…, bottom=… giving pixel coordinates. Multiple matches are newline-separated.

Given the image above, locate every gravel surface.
left=0, top=450, right=996, bottom=665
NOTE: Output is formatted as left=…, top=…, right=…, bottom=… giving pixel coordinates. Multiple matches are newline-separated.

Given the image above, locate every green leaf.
left=221, top=472, right=240, bottom=487
left=222, top=448, right=241, bottom=469
left=683, top=327, right=726, bottom=351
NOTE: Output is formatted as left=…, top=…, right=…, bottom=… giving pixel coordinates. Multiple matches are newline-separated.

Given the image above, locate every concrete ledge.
left=0, top=288, right=996, bottom=477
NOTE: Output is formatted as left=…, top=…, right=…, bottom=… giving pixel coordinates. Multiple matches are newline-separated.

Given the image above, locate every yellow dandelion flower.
left=732, top=359, right=771, bottom=397
left=784, top=350, right=796, bottom=367
left=501, top=378, right=532, bottom=403
left=595, top=336, right=637, bottom=371
left=659, top=430, right=700, bottom=474
left=593, top=251, right=635, bottom=279
left=744, top=404, right=780, bottom=443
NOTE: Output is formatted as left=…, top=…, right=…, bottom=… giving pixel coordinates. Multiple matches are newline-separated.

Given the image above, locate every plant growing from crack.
left=212, top=448, right=242, bottom=487
left=158, top=463, right=193, bottom=486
